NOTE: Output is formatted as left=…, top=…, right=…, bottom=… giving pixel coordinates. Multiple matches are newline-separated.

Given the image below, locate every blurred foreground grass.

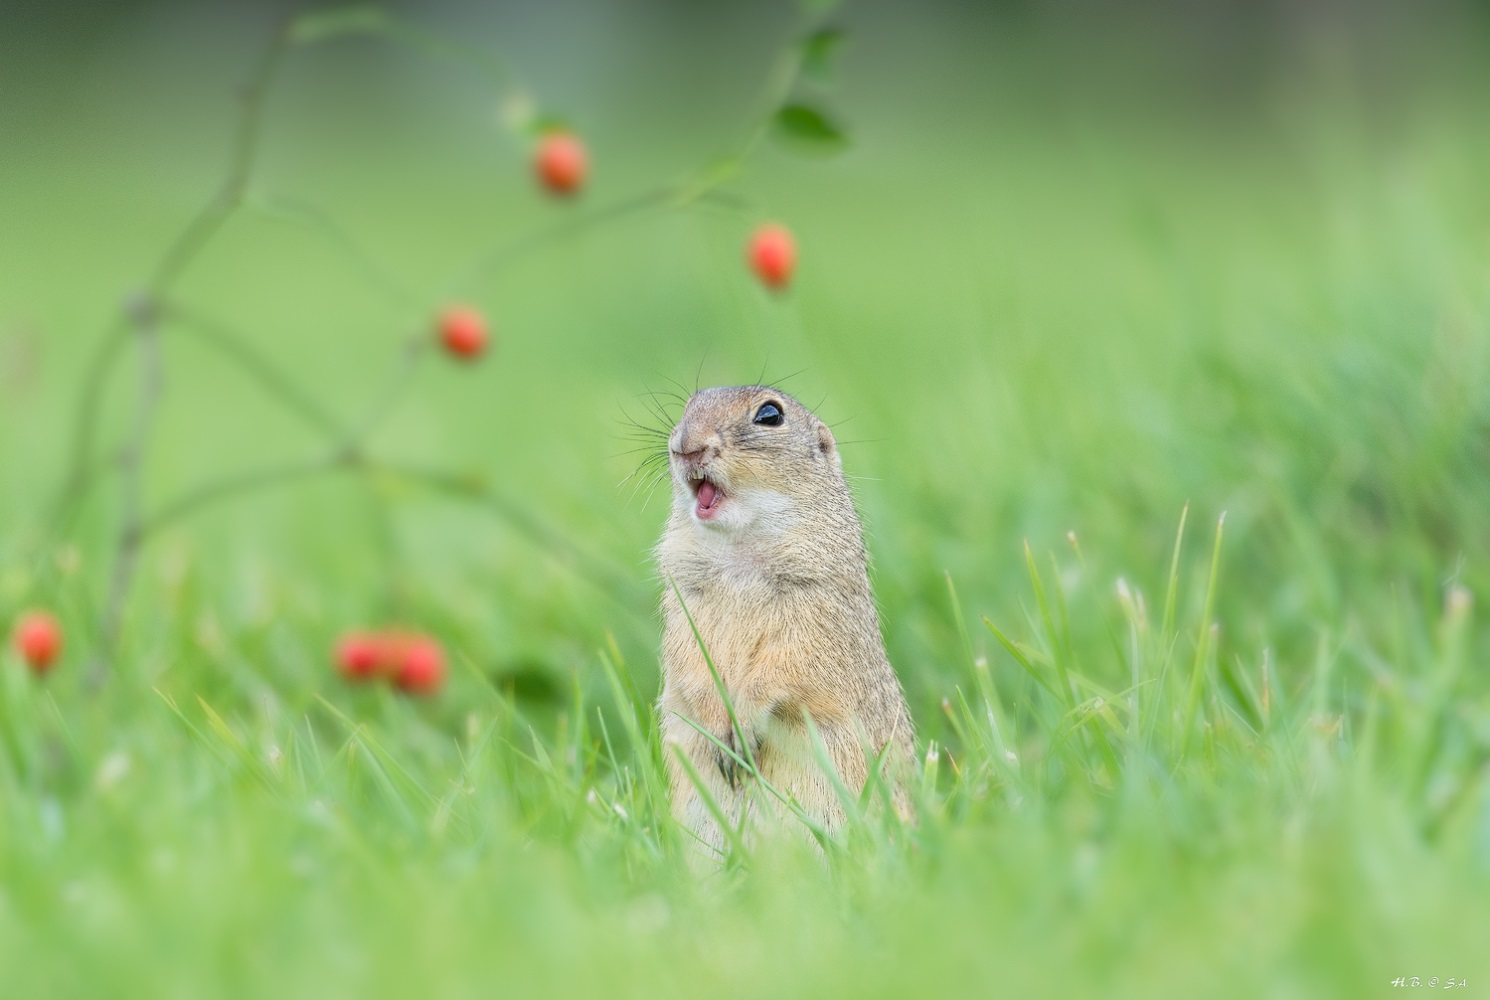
left=2, top=2, right=1490, bottom=995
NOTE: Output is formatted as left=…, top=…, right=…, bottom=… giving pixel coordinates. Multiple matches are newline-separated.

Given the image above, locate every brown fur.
left=655, top=385, right=914, bottom=856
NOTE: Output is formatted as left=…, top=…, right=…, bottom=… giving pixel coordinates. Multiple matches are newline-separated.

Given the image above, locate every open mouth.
left=688, top=472, right=724, bottom=520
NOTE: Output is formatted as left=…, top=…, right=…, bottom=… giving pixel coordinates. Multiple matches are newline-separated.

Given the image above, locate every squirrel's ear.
left=817, top=421, right=837, bottom=459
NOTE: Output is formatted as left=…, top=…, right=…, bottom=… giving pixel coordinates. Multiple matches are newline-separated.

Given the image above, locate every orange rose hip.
left=748, top=223, right=797, bottom=289
left=534, top=132, right=587, bottom=196
left=13, top=611, right=62, bottom=675
left=437, top=306, right=488, bottom=360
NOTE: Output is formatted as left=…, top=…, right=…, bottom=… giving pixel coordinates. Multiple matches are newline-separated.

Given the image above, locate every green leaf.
left=772, top=103, right=849, bottom=156
left=501, top=90, right=572, bottom=138
left=289, top=5, right=390, bottom=45
left=801, top=29, right=847, bottom=84
left=525, top=114, right=573, bottom=139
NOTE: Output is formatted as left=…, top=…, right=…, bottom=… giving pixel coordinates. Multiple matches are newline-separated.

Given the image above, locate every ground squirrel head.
left=667, top=385, right=841, bottom=535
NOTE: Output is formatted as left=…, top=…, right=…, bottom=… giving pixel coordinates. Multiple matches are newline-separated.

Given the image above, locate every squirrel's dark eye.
left=753, top=402, right=784, bottom=427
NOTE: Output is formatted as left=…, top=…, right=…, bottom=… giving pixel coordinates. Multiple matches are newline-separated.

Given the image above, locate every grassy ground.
left=2, top=3, right=1490, bottom=996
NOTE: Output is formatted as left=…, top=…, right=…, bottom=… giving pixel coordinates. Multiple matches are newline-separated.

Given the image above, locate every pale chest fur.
left=658, top=533, right=788, bottom=700
left=657, top=525, right=887, bottom=728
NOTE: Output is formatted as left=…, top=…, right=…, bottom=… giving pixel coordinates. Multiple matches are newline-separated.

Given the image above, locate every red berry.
left=392, top=634, right=446, bottom=696
left=13, top=611, right=62, bottom=675
left=437, top=306, right=488, bottom=360
left=335, top=631, right=386, bottom=681
left=748, top=223, right=796, bottom=290
left=534, top=132, right=587, bottom=196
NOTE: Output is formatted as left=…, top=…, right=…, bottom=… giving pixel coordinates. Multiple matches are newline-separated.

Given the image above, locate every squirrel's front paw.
left=711, top=723, right=763, bottom=790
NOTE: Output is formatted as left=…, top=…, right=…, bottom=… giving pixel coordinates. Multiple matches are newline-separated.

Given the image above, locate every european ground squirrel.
left=656, top=385, right=915, bottom=855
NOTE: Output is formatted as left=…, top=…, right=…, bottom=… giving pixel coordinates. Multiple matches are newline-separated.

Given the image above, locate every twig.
left=440, top=184, right=682, bottom=297
left=49, top=3, right=825, bottom=667
left=146, top=27, right=289, bottom=291
left=339, top=336, right=432, bottom=451
left=55, top=20, right=292, bottom=533
left=69, top=20, right=293, bottom=673
left=243, top=195, right=425, bottom=309
left=732, top=27, right=809, bottom=166
left=163, top=302, right=349, bottom=441
left=380, top=18, right=514, bottom=89
left=123, top=451, right=645, bottom=611
left=92, top=303, right=165, bottom=684
left=311, top=182, right=720, bottom=450
left=107, top=306, right=637, bottom=606
left=368, top=460, right=648, bottom=606
left=54, top=316, right=130, bottom=533
left=141, top=453, right=356, bottom=536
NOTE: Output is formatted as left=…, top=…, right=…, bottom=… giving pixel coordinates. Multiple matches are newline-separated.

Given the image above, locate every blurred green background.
left=2, top=0, right=1489, bottom=995
left=4, top=0, right=1489, bottom=683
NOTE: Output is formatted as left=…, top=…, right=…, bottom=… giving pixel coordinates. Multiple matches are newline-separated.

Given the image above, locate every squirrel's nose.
left=670, top=427, right=720, bottom=463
